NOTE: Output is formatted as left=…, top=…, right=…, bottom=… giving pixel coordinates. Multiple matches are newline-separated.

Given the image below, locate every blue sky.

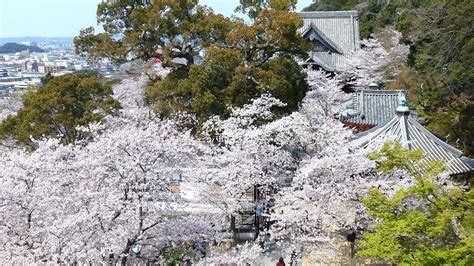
left=0, top=0, right=313, bottom=38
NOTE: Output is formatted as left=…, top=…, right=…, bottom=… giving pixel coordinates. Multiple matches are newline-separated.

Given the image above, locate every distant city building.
left=32, top=61, right=39, bottom=72
left=298, top=11, right=360, bottom=71
left=0, top=36, right=131, bottom=96
left=20, top=49, right=30, bottom=57
left=44, top=65, right=66, bottom=73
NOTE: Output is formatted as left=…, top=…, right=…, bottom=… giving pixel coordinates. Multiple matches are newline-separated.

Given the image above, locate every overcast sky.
left=0, top=0, right=312, bottom=38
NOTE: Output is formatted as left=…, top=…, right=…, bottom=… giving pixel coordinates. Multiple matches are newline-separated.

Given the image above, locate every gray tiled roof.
left=339, top=90, right=404, bottom=127
left=351, top=113, right=474, bottom=175
left=298, top=11, right=360, bottom=70
left=305, top=56, right=333, bottom=71
left=301, top=23, right=344, bottom=54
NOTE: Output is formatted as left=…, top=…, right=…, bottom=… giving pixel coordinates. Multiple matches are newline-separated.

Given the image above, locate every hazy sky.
left=0, top=0, right=312, bottom=38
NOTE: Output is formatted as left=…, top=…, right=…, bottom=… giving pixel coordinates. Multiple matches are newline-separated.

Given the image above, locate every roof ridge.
left=302, top=23, right=344, bottom=54
left=298, top=11, right=359, bottom=18
left=356, top=89, right=405, bottom=94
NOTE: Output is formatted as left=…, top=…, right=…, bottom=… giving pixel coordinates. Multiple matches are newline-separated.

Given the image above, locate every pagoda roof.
left=339, top=89, right=404, bottom=127
left=351, top=112, right=474, bottom=175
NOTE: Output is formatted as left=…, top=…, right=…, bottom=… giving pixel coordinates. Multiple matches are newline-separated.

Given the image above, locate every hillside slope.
left=0, top=42, right=45, bottom=53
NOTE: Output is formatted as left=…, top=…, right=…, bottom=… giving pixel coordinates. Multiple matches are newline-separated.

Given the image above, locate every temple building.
left=351, top=95, right=474, bottom=176
left=298, top=11, right=360, bottom=71
left=338, top=87, right=405, bottom=132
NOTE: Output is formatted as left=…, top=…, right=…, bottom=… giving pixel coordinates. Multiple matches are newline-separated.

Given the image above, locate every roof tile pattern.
left=301, top=24, right=344, bottom=54
left=340, top=90, right=403, bottom=127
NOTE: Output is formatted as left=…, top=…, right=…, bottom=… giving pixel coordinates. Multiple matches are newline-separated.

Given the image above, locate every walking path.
left=256, top=242, right=303, bottom=266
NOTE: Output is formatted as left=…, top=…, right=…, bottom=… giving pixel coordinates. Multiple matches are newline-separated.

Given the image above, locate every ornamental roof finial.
left=368, top=80, right=379, bottom=89
left=396, top=92, right=410, bottom=114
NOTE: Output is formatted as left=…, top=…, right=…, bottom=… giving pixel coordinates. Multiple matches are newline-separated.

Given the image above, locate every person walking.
left=290, top=250, right=297, bottom=265
left=276, top=257, right=285, bottom=266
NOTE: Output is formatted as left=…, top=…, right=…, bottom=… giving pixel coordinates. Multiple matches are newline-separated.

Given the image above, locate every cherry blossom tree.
left=198, top=92, right=327, bottom=218
left=267, top=69, right=415, bottom=261
left=0, top=66, right=356, bottom=264
left=200, top=95, right=294, bottom=215
left=0, top=60, right=419, bottom=264
left=197, top=68, right=351, bottom=212
left=0, top=91, right=23, bottom=143
left=74, top=76, right=226, bottom=264
left=0, top=139, right=76, bottom=263
left=0, top=93, right=22, bottom=122
left=71, top=118, right=220, bottom=263
left=185, top=68, right=362, bottom=261
left=339, top=30, right=409, bottom=87
left=0, top=75, right=224, bottom=264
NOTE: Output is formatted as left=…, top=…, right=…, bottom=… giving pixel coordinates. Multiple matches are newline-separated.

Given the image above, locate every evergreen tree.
left=0, top=72, right=120, bottom=146
left=400, top=1, right=474, bottom=156
left=74, top=0, right=309, bottom=124
left=358, top=142, right=473, bottom=265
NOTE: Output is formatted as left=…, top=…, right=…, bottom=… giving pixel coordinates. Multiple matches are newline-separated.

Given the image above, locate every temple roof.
left=298, top=11, right=360, bottom=71
left=304, top=56, right=334, bottom=71
left=339, top=89, right=404, bottom=127
left=298, top=11, right=360, bottom=52
left=351, top=112, right=474, bottom=175
left=301, top=23, right=343, bottom=54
